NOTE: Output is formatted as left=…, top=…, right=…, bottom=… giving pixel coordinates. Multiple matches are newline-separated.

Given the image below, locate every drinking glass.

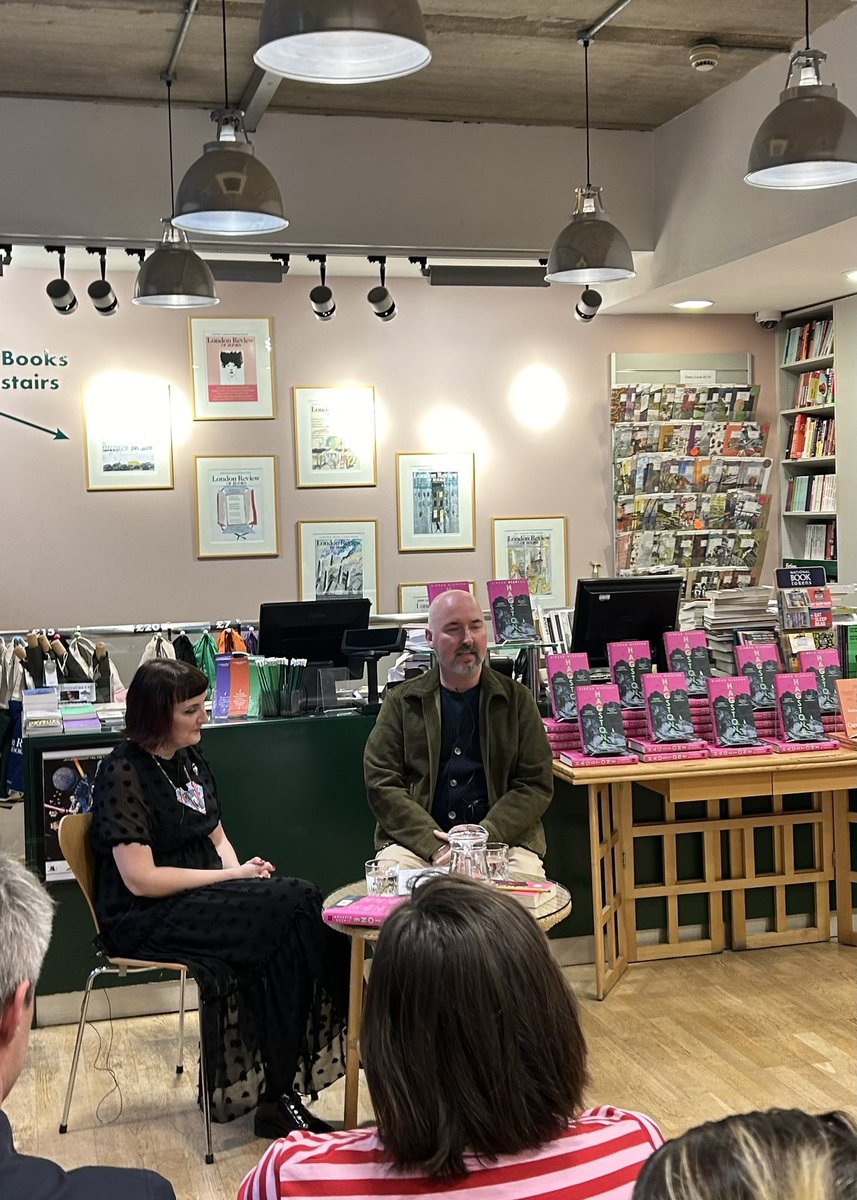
left=447, top=824, right=489, bottom=881
left=365, top=858, right=399, bottom=896
left=485, top=842, right=510, bottom=881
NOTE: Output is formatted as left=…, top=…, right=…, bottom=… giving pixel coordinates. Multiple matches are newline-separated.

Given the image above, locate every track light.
left=0, top=245, right=11, bottom=279
left=574, top=288, right=602, bottom=322
left=45, top=246, right=77, bottom=315
left=85, top=247, right=118, bottom=316
left=308, top=255, right=335, bottom=321
left=367, top=256, right=396, bottom=321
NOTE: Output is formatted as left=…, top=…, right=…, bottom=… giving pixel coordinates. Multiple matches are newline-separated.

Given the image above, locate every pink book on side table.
left=323, top=895, right=407, bottom=928
left=560, top=750, right=638, bottom=768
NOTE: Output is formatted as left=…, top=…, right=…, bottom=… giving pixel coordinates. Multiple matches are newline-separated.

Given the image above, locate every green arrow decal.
left=0, top=411, right=69, bottom=440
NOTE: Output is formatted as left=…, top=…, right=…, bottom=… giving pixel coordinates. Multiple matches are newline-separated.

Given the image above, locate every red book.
left=323, top=895, right=406, bottom=928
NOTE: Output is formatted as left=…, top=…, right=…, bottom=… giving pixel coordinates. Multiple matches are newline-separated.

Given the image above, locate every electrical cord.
left=85, top=989, right=124, bottom=1125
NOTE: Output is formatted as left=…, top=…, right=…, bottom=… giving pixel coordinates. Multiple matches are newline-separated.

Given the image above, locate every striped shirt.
left=238, top=1106, right=663, bottom=1200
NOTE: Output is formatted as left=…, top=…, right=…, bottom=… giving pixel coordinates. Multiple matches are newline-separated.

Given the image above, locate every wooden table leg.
left=343, top=935, right=366, bottom=1129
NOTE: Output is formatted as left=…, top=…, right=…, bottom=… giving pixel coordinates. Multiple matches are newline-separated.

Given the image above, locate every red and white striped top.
left=238, top=1106, right=663, bottom=1200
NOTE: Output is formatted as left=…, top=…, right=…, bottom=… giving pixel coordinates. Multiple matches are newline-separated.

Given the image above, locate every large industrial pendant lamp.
left=545, top=38, right=635, bottom=285
left=254, top=0, right=431, bottom=85
left=133, top=82, right=220, bottom=308
left=745, top=0, right=857, bottom=189
left=173, top=0, right=288, bottom=234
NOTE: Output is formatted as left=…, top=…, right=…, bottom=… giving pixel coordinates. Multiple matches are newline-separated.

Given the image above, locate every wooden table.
left=554, top=748, right=857, bottom=1000
left=323, top=879, right=572, bottom=1128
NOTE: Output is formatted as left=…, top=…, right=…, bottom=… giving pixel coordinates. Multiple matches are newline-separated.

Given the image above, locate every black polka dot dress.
left=91, top=740, right=348, bottom=1122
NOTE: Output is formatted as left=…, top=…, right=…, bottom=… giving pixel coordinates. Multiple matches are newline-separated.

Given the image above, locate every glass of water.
left=485, top=842, right=510, bottom=881
left=365, top=857, right=399, bottom=896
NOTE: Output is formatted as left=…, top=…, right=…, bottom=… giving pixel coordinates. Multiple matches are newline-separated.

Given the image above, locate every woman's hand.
left=235, top=856, right=275, bottom=880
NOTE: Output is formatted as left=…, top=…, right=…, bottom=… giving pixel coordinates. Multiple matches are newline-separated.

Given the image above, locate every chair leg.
left=176, top=970, right=186, bottom=1074
left=197, top=998, right=214, bottom=1164
left=59, top=965, right=112, bottom=1134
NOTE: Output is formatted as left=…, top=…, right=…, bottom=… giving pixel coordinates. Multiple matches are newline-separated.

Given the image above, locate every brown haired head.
left=124, top=659, right=209, bottom=751
left=633, top=1108, right=857, bottom=1200
left=360, top=875, right=588, bottom=1179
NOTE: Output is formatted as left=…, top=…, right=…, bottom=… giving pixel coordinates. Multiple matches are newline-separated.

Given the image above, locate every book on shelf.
left=774, top=672, right=826, bottom=742
left=545, top=652, right=591, bottom=721
left=607, top=641, right=653, bottom=709
left=795, top=368, right=834, bottom=408
left=722, top=422, right=769, bottom=456
left=576, top=683, right=631, bottom=756
left=610, top=384, right=759, bottom=425
left=642, top=672, right=697, bottom=742
left=783, top=318, right=834, bottom=365
left=734, top=644, right=781, bottom=710
left=706, top=676, right=763, bottom=747
left=323, top=895, right=407, bottom=927
left=486, top=579, right=537, bottom=644
left=797, top=649, right=842, bottom=713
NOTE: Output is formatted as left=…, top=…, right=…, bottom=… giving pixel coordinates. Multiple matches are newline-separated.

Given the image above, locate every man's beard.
left=446, top=644, right=483, bottom=676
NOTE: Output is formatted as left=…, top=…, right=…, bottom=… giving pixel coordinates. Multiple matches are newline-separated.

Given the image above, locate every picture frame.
left=194, top=455, right=280, bottom=559
left=492, top=516, right=569, bottom=608
left=396, top=452, right=476, bottom=552
left=298, top=519, right=378, bottom=610
left=83, top=377, right=173, bottom=491
left=292, top=385, right=377, bottom=487
left=398, top=581, right=476, bottom=615
left=189, top=316, right=275, bottom=420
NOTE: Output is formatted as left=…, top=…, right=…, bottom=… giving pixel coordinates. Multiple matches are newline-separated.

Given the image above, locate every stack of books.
left=762, top=673, right=839, bottom=752
left=703, top=586, right=776, bottom=675
left=22, top=687, right=63, bottom=735
left=60, top=703, right=102, bottom=733
left=625, top=673, right=709, bottom=761
left=560, top=683, right=638, bottom=768
left=543, top=717, right=582, bottom=758
left=493, top=880, right=557, bottom=909
left=323, top=895, right=406, bottom=928
left=706, top=676, right=772, bottom=757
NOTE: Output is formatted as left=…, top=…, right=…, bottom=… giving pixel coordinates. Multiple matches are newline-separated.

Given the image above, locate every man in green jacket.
left=363, top=589, right=552, bottom=876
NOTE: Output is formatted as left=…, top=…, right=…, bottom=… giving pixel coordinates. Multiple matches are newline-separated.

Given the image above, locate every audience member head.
left=124, top=659, right=209, bottom=751
left=0, top=853, right=54, bottom=1102
left=360, top=875, right=588, bottom=1178
left=633, top=1108, right=857, bottom=1200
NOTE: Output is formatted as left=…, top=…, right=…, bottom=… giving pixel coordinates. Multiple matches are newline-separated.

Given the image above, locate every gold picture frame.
left=189, top=316, right=275, bottom=420
left=292, top=385, right=377, bottom=487
left=396, top=451, right=476, bottom=552
left=194, top=455, right=280, bottom=559
left=491, top=516, right=569, bottom=607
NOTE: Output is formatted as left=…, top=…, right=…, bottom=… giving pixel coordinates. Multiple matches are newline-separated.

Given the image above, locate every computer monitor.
left=258, top=598, right=371, bottom=670
left=570, top=576, right=682, bottom=670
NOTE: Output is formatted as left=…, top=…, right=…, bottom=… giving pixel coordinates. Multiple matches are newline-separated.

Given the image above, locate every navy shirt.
left=431, top=683, right=488, bottom=830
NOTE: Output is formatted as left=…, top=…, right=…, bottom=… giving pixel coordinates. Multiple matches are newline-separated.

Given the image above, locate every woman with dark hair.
left=239, top=876, right=662, bottom=1200
left=632, top=1108, right=857, bottom=1200
left=91, top=660, right=348, bottom=1139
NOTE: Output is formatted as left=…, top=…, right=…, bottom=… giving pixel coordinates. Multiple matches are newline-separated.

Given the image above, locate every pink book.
left=775, top=672, right=826, bottom=742
left=545, top=652, right=591, bottom=722
left=762, top=737, right=840, bottom=754
left=631, top=746, right=710, bottom=762
left=643, top=672, right=696, bottom=743
left=706, top=743, right=772, bottom=758
left=735, top=644, right=782, bottom=710
left=797, top=649, right=843, bottom=714
left=323, top=895, right=407, bottom=928
left=560, top=750, right=639, bottom=768
left=663, top=630, right=712, bottom=697
left=575, top=683, right=630, bottom=757
left=486, top=579, right=537, bottom=644
left=707, top=676, right=762, bottom=748
left=426, top=580, right=473, bottom=603
left=607, top=641, right=653, bottom=709
left=627, top=737, right=708, bottom=753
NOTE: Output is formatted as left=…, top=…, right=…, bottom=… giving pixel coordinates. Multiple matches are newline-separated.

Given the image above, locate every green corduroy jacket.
left=363, top=665, right=553, bottom=862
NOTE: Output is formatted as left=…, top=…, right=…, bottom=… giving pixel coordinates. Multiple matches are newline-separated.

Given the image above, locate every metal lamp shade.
left=133, top=223, right=219, bottom=308
left=746, top=83, right=857, bottom=189
left=173, top=141, right=288, bottom=235
left=254, top=0, right=431, bottom=84
left=545, top=186, right=635, bottom=285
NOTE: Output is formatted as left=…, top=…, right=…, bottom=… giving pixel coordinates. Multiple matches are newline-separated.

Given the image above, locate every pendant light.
left=173, top=0, right=288, bottom=234
left=745, top=0, right=857, bottom=189
left=545, top=38, right=635, bottom=285
left=133, top=81, right=219, bottom=308
left=254, top=0, right=431, bottom=85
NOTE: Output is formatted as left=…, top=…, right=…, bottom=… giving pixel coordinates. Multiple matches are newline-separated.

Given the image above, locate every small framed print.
left=189, top=317, right=275, bottom=420
left=83, top=377, right=173, bottom=491
left=195, top=455, right=280, bottom=559
left=398, top=581, right=476, bottom=614
left=293, top=385, right=377, bottom=487
left=299, top=519, right=378, bottom=610
left=492, top=516, right=568, bottom=608
left=396, top=452, right=476, bottom=552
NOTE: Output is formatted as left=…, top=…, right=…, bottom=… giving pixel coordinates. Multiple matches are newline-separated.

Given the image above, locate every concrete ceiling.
left=2, top=0, right=853, bottom=130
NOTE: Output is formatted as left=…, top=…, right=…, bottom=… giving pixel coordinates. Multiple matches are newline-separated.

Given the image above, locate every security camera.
left=755, top=310, right=781, bottom=329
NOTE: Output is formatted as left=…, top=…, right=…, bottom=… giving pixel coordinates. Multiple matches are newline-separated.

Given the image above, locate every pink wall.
left=0, top=270, right=778, bottom=630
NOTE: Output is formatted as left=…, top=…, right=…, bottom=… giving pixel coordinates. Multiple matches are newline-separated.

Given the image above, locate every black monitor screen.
left=570, top=576, right=682, bottom=670
left=258, top=598, right=371, bottom=667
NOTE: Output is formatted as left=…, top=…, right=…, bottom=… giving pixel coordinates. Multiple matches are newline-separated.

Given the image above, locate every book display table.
left=555, top=748, right=857, bottom=999
left=322, top=879, right=572, bottom=1128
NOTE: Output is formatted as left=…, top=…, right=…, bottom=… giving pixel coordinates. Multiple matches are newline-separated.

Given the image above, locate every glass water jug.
left=447, top=823, right=489, bottom=881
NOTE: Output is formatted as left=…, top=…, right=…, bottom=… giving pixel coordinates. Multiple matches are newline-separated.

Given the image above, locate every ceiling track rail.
left=161, top=0, right=200, bottom=84
left=577, top=0, right=633, bottom=43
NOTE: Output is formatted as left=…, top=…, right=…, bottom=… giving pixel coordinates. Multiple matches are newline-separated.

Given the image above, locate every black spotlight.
left=45, top=245, right=77, bottom=315
left=574, top=288, right=602, bottom=323
left=86, top=246, right=119, bottom=316
left=367, top=255, right=396, bottom=321
left=308, top=253, right=335, bottom=321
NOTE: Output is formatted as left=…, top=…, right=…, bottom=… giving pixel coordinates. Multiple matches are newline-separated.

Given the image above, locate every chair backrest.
left=58, top=813, right=101, bottom=934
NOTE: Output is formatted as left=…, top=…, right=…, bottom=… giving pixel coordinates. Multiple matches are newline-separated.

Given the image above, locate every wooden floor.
left=7, top=942, right=855, bottom=1200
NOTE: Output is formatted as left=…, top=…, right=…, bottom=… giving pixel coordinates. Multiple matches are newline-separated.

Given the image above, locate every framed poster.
left=492, top=516, right=568, bottom=608
left=398, top=581, right=476, bottom=614
left=195, top=455, right=280, bottom=559
left=41, top=747, right=112, bottom=884
left=396, top=452, right=476, bottom=552
left=83, top=379, right=173, bottom=490
left=293, top=385, right=377, bottom=487
left=298, top=519, right=378, bottom=610
left=189, top=316, right=275, bottom=420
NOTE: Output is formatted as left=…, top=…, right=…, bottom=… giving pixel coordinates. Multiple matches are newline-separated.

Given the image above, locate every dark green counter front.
left=24, top=717, right=591, bottom=999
